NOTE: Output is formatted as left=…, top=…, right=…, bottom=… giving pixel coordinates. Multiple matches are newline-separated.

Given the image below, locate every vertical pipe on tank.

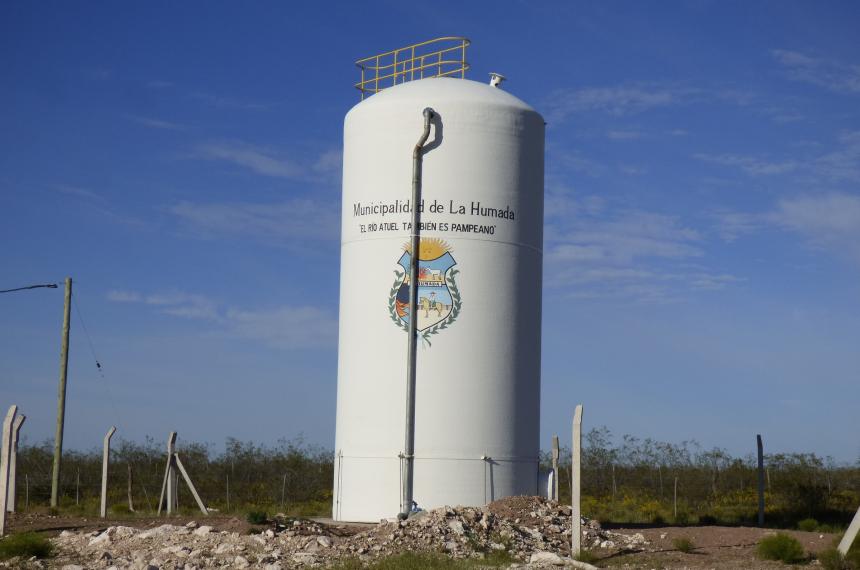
left=400, top=107, right=435, bottom=519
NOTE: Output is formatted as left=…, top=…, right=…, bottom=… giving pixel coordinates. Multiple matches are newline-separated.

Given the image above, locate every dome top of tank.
left=349, top=76, right=541, bottom=117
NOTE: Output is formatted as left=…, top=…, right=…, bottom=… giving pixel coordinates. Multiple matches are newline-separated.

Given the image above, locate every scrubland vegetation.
left=12, top=428, right=859, bottom=531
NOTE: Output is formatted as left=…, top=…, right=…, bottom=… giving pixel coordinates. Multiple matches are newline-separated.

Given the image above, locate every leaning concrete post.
left=166, top=432, right=177, bottom=514
left=0, top=405, right=18, bottom=537
left=7, top=414, right=25, bottom=512
left=838, top=504, right=860, bottom=556
left=757, top=434, right=765, bottom=527
left=174, top=455, right=208, bottom=515
left=551, top=435, right=560, bottom=502
left=100, top=426, right=116, bottom=518
left=571, top=404, right=583, bottom=557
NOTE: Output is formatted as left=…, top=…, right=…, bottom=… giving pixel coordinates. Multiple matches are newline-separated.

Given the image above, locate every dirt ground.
left=588, top=525, right=839, bottom=569
left=3, top=509, right=843, bottom=569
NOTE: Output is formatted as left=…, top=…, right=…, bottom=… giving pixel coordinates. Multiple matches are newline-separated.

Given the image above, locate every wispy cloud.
left=710, top=209, right=762, bottom=243
left=194, top=141, right=305, bottom=179
left=106, top=289, right=336, bottom=349
left=169, top=198, right=339, bottom=245
left=546, top=84, right=692, bottom=121
left=106, top=290, right=218, bottom=319
left=106, top=290, right=142, bottom=303
left=226, top=306, right=336, bottom=349
left=771, top=49, right=860, bottom=94
left=607, top=130, right=643, bottom=141
left=127, top=115, right=185, bottom=130
left=189, top=92, right=268, bottom=110
left=694, top=153, right=799, bottom=175
left=695, top=131, right=860, bottom=181
left=768, top=192, right=860, bottom=262
left=815, top=131, right=860, bottom=182
left=51, top=184, right=104, bottom=201
left=544, top=195, right=739, bottom=303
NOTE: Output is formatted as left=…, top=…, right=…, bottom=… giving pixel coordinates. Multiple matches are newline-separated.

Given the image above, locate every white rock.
left=139, top=524, right=180, bottom=539
left=192, top=525, right=212, bottom=537
left=233, top=555, right=250, bottom=568
left=448, top=519, right=465, bottom=535
left=89, top=531, right=112, bottom=546
left=529, top=551, right=565, bottom=565
left=61, top=566, right=85, bottom=570
left=214, top=543, right=234, bottom=554
left=600, top=540, right=615, bottom=548
left=317, top=535, right=333, bottom=548
left=263, top=564, right=283, bottom=570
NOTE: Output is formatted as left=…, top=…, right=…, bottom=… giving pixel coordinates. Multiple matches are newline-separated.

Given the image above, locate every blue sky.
left=2, top=1, right=858, bottom=461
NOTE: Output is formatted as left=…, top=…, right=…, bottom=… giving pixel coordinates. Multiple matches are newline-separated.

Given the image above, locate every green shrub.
left=798, top=518, right=819, bottom=532
left=818, top=548, right=855, bottom=570
left=698, top=514, right=717, bottom=526
left=110, top=504, right=133, bottom=515
left=756, top=533, right=806, bottom=564
left=673, top=510, right=692, bottom=525
left=246, top=510, right=268, bottom=525
left=819, top=536, right=860, bottom=570
left=673, top=536, right=695, bottom=553
left=574, top=549, right=600, bottom=564
left=0, top=532, right=54, bottom=560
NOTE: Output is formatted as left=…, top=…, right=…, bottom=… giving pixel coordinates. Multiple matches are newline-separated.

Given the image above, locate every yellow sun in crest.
left=403, top=238, right=451, bottom=260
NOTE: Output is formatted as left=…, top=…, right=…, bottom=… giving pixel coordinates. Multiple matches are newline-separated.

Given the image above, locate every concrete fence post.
left=7, top=414, right=25, bottom=512
left=571, top=404, right=583, bottom=557
left=100, top=426, right=116, bottom=518
left=0, top=405, right=18, bottom=536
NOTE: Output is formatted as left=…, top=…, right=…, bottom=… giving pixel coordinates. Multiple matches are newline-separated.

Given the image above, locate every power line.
left=0, top=283, right=58, bottom=294
left=72, top=295, right=104, bottom=378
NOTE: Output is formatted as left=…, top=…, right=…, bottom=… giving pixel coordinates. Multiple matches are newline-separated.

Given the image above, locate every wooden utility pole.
left=51, top=276, right=72, bottom=508
left=571, top=404, right=583, bottom=557
left=757, top=434, right=765, bottom=527
left=100, top=426, right=116, bottom=518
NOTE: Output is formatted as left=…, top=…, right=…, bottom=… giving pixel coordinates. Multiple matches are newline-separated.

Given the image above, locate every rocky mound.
left=26, top=497, right=649, bottom=569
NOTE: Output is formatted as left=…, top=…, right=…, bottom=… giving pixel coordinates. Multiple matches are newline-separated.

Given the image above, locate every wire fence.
left=13, top=436, right=333, bottom=516
left=9, top=429, right=859, bottom=526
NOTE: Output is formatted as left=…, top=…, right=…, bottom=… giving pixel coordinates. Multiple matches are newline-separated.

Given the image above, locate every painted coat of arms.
left=388, top=238, right=461, bottom=344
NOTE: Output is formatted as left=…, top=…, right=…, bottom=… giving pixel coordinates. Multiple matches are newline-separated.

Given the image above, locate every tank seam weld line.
left=341, top=235, right=543, bottom=254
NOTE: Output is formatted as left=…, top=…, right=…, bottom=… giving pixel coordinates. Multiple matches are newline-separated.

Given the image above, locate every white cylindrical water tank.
left=333, top=77, right=544, bottom=522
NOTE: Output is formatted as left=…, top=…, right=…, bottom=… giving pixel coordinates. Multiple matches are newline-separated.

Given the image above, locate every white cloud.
left=226, top=306, right=336, bottom=349
left=607, top=130, right=643, bottom=140
left=544, top=200, right=737, bottom=302
left=127, top=115, right=185, bottom=130
left=546, top=85, right=691, bottom=121
left=194, top=141, right=305, bottom=179
left=105, top=289, right=335, bottom=349
left=313, top=149, right=343, bottom=176
left=771, top=49, right=860, bottom=93
left=815, top=131, right=860, bottom=182
left=711, top=210, right=761, bottom=243
left=768, top=193, right=860, bottom=262
left=52, top=184, right=103, bottom=201
left=106, top=290, right=142, bottom=303
left=169, top=198, right=339, bottom=245
left=694, top=153, right=798, bottom=175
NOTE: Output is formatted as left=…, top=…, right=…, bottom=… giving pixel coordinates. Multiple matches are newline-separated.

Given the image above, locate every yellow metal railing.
left=355, top=37, right=470, bottom=99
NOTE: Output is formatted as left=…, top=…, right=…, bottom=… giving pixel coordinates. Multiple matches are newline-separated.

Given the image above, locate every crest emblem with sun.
left=388, top=238, right=461, bottom=345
